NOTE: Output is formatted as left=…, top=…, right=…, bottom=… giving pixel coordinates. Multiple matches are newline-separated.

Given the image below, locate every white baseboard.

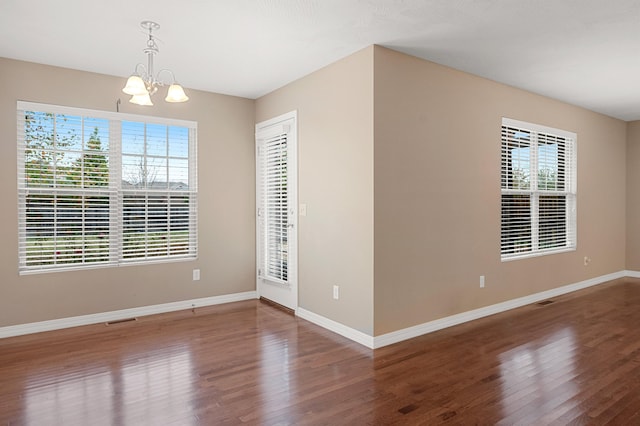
left=4, top=270, right=637, bottom=345
left=373, top=270, right=627, bottom=348
left=295, top=270, right=632, bottom=350
left=296, top=307, right=374, bottom=348
left=0, top=291, right=257, bottom=339
left=624, top=270, right=640, bottom=278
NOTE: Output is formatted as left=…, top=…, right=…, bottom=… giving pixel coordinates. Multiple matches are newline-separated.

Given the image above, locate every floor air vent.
left=537, top=300, right=555, bottom=306
left=105, top=317, right=137, bottom=326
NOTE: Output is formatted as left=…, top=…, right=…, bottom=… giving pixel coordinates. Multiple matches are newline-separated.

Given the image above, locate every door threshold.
left=260, top=297, right=295, bottom=316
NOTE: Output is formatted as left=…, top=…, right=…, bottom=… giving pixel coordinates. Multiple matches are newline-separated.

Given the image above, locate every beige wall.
left=0, top=58, right=256, bottom=327
left=1, top=47, right=632, bottom=340
left=627, top=121, right=640, bottom=269
left=255, top=47, right=375, bottom=335
left=373, top=46, right=627, bottom=335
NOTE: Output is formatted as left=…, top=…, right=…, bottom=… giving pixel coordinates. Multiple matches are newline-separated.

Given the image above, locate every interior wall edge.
left=296, top=307, right=375, bottom=348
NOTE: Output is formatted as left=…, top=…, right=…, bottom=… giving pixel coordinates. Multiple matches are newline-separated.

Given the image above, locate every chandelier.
left=122, top=21, right=189, bottom=106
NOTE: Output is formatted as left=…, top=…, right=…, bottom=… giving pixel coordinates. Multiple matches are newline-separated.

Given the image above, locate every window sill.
left=501, top=246, right=576, bottom=262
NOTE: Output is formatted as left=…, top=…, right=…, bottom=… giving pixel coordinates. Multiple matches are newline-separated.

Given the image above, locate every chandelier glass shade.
left=122, top=21, right=189, bottom=106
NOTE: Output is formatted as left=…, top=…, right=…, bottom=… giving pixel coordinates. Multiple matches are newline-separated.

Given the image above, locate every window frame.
left=501, top=117, right=577, bottom=261
left=17, top=101, right=198, bottom=274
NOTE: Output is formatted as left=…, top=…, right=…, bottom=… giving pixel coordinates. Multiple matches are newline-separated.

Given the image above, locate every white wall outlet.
left=193, top=269, right=200, bottom=281
left=480, top=275, right=485, bottom=288
left=584, top=256, right=592, bottom=266
left=333, top=285, right=339, bottom=300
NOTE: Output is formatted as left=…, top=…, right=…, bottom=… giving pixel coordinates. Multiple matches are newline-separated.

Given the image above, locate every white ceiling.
left=1, top=0, right=640, bottom=120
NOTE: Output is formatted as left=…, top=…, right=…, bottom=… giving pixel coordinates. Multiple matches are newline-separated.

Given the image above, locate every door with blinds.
left=256, top=111, right=298, bottom=310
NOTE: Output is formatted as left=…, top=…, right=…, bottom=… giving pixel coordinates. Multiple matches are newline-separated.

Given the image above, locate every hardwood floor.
left=2, top=278, right=640, bottom=425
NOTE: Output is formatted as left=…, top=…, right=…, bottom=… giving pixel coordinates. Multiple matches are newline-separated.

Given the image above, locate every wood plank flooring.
left=3, top=278, right=640, bottom=425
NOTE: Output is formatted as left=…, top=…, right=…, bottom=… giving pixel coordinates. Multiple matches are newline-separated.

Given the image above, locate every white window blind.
left=17, top=102, right=197, bottom=274
left=257, top=130, right=289, bottom=284
left=501, top=118, right=576, bottom=260
left=120, top=121, right=197, bottom=262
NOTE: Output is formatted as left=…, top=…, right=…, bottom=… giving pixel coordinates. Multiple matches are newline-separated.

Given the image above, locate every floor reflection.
left=25, top=370, right=114, bottom=426
left=119, top=345, right=195, bottom=425
left=230, top=303, right=298, bottom=423
left=257, top=331, right=294, bottom=418
left=24, top=343, right=195, bottom=426
left=498, top=326, right=578, bottom=422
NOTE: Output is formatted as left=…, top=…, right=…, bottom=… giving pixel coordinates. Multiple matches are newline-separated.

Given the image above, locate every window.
left=17, top=102, right=197, bottom=273
left=501, top=118, right=576, bottom=260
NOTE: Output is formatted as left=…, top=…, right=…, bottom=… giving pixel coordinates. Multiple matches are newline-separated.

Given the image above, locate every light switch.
left=299, top=203, right=307, bottom=217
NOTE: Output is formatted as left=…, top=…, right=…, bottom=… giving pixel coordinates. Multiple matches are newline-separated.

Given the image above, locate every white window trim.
left=17, top=101, right=198, bottom=274
left=501, top=117, right=577, bottom=261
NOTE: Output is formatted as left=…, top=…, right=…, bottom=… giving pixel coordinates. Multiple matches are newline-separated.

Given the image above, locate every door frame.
left=255, top=110, right=298, bottom=311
